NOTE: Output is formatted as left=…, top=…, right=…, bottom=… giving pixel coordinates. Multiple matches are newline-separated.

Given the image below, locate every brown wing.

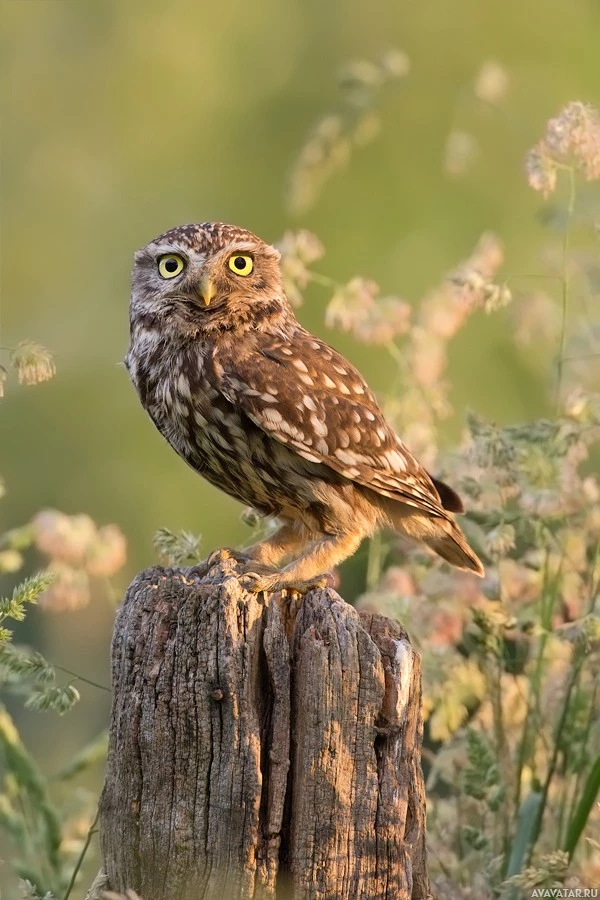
left=216, top=328, right=448, bottom=518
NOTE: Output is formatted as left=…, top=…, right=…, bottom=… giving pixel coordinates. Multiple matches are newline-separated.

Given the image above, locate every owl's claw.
left=206, top=547, right=252, bottom=567
left=238, top=571, right=333, bottom=595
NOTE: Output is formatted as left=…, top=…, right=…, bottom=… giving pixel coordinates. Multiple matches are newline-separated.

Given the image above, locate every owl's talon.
left=239, top=571, right=333, bottom=595
left=238, top=571, right=271, bottom=593
left=207, top=547, right=252, bottom=568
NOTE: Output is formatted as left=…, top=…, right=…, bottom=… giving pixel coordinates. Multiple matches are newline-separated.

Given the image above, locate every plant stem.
left=62, top=806, right=99, bottom=900
left=514, top=549, right=550, bottom=811
left=365, top=533, right=384, bottom=591
left=52, top=664, right=110, bottom=693
left=527, top=649, right=584, bottom=863
left=309, top=270, right=339, bottom=290
left=554, top=166, right=576, bottom=411
left=490, top=658, right=511, bottom=862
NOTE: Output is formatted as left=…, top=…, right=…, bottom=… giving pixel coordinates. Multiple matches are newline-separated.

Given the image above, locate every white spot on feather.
left=177, top=373, right=191, bottom=398
left=338, top=429, right=350, bottom=448
left=263, top=408, right=283, bottom=425
left=301, top=450, right=321, bottom=463
left=335, top=448, right=358, bottom=466
left=385, top=449, right=406, bottom=472
left=310, top=415, right=328, bottom=437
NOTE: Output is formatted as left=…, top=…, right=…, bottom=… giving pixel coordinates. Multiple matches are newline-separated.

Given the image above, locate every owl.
left=125, top=222, right=484, bottom=594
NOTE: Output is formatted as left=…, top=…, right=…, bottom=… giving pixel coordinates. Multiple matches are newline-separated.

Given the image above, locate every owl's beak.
left=197, top=273, right=216, bottom=307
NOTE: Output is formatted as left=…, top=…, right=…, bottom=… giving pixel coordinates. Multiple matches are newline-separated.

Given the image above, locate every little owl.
left=126, top=222, right=484, bottom=593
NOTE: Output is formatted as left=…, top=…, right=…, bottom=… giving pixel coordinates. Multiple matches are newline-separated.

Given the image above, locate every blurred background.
left=2, top=0, right=600, bottom=890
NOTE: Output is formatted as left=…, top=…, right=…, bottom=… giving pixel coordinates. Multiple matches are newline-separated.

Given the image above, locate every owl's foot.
left=238, top=571, right=333, bottom=596
left=206, top=547, right=252, bottom=567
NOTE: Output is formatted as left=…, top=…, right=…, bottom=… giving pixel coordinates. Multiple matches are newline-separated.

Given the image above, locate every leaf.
left=25, top=684, right=80, bottom=715
left=505, top=790, right=543, bottom=879
left=0, top=704, right=62, bottom=871
left=0, top=572, right=56, bottom=629
left=563, top=755, right=600, bottom=859
left=153, top=527, right=202, bottom=565
left=0, top=644, right=56, bottom=685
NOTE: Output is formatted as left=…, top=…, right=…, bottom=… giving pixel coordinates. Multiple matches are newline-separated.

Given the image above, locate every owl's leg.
left=243, top=522, right=313, bottom=568
left=239, top=530, right=364, bottom=595
left=207, top=523, right=311, bottom=574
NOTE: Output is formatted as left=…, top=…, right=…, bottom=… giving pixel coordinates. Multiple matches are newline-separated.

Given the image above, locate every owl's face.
left=130, top=222, right=285, bottom=335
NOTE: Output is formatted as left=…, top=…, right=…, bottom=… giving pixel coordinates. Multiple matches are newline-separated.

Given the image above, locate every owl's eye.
left=158, top=254, right=186, bottom=279
left=228, top=254, right=253, bottom=276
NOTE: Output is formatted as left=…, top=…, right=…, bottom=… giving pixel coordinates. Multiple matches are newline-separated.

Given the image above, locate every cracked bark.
left=97, top=559, right=429, bottom=900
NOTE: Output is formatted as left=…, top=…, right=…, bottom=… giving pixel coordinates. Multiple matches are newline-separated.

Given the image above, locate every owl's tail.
left=389, top=506, right=485, bottom=577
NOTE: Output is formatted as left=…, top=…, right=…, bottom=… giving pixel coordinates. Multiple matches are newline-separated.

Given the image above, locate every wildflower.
left=544, top=101, right=600, bottom=179
left=325, top=277, right=378, bottom=332
left=338, top=50, right=410, bottom=104
left=474, top=60, right=509, bottom=104
left=525, top=145, right=558, bottom=196
left=32, top=510, right=96, bottom=566
left=337, top=59, right=385, bottom=94
left=153, top=527, right=202, bottom=565
left=380, top=49, right=411, bottom=79
left=276, top=230, right=325, bottom=307
left=484, top=523, right=516, bottom=559
left=85, top=524, right=127, bottom=578
left=444, top=131, right=479, bottom=177
left=352, top=111, right=381, bottom=146
left=420, top=286, right=472, bottom=339
left=326, top=278, right=411, bottom=345
left=409, top=328, right=447, bottom=387
left=380, top=566, right=417, bottom=597
left=38, top=560, right=91, bottom=612
left=429, top=608, right=464, bottom=648
left=481, top=282, right=512, bottom=313
left=353, top=296, right=411, bottom=344
left=286, top=52, right=408, bottom=213
left=449, top=233, right=509, bottom=313
left=10, top=341, right=56, bottom=386
left=286, top=114, right=350, bottom=214
left=513, top=291, right=560, bottom=347
left=526, top=101, right=600, bottom=194
left=0, top=550, right=23, bottom=573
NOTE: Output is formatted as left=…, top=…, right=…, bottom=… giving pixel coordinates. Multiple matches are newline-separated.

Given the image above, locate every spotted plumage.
left=126, top=222, right=484, bottom=593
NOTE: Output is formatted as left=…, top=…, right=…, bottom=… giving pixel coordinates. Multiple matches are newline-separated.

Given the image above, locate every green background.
left=1, top=0, right=599, bottom=879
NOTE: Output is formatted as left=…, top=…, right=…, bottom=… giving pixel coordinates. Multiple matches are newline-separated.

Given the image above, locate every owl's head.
left=130, top=222, right=287, bottom=335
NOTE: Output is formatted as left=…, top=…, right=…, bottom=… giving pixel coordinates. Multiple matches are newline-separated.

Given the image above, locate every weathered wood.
left=98, top=558, right=429, bottom=900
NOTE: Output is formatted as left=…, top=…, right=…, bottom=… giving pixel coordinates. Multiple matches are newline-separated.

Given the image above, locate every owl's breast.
left=135, top=347, right=279, bottom=513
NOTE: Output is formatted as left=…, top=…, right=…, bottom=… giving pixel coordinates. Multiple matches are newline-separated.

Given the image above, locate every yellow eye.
left=228, top=254, right=253, bottom=276
left=158, top=254, right=186, bottom=279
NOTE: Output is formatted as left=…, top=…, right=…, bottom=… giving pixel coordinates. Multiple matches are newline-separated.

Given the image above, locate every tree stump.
left=98, top=557, right=429, bottom=900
